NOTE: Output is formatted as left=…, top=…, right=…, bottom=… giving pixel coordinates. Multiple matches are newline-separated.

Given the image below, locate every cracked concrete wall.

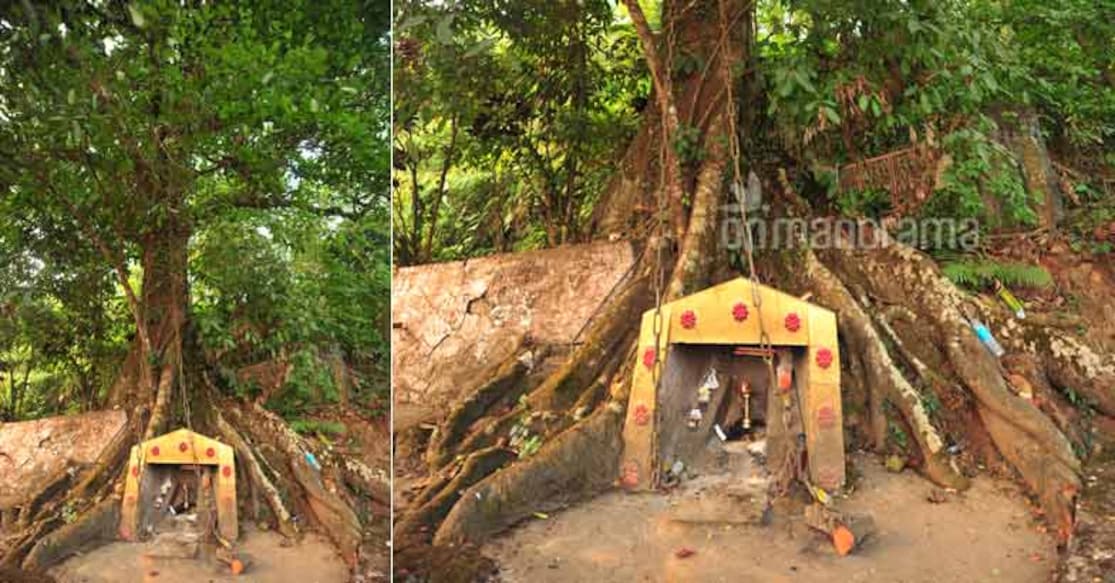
left=0, top=410, right=127, bottom=509
left=392, top=241, right=638, bottom=415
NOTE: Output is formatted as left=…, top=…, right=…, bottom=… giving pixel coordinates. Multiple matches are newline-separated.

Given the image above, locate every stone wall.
left=0, top=410, right=127, bottom=510
left=391, top=241, right=638, bottom=420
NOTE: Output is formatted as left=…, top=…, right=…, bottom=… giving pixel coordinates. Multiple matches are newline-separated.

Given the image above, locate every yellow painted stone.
left=619, top=277, right=844, bottom=491
left=119, top=428, right=238, bottom=542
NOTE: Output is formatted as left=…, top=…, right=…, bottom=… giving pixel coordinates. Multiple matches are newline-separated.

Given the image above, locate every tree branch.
left=622, top=0, right=687, bottom=238
left=54, top=187, right=150, bottom=360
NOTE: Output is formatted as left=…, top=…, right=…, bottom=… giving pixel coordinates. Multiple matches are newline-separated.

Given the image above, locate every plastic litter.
left=968, top=318, right=1006, bottom=357
left=994, top=280, right=1026, bottom=319
left=687, top=408, right=702, bottom=429
left=699, top=367, right=720, bottom=391
left=713, top=424, right=727, bottom=442
left=304, top=451, right=321, bottom=471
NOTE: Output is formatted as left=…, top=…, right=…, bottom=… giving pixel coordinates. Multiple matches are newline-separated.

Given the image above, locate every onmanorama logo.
left=720, top=205, right=981, bottom=251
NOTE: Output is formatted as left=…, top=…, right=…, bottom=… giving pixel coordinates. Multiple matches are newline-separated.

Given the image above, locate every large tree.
left=0, top=0, right=390, bottom=571
left=395, top=0, right=1113, bottom=577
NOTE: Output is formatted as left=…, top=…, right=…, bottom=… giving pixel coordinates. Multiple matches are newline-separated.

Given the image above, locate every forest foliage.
left=394, top=0, right=1113, bottom=264
left=0, top=0, right=391, bottom=421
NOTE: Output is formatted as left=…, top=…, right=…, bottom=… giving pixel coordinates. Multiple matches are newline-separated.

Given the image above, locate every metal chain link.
left=646, top=3, right=680, bottom=488
left=716, top=0, right=801, bottom=498
left=172, top=333, right=206, bottom=526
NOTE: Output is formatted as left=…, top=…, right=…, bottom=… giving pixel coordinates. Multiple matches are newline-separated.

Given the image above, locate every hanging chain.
left=171, top=329, right=206, bottom=523
left=717, top=0, right=773, bottom=378
left=717, top=0, right=799, bottom=497
left=646, top=5, right=682, bottom=488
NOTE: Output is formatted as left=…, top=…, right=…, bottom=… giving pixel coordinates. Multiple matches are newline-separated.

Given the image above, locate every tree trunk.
left=395, top=1, right=752, bottom=576
left=5, top=216, right=372, bottom=572
left=396, top=0, right=1107, bottom=578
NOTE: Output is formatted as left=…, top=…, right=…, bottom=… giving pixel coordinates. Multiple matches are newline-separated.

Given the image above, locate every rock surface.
left=391, top=241, right=637, bottom=422
left=0, top=410, right=127, bottom=510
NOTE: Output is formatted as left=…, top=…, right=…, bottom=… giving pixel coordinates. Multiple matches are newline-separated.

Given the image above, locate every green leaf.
left=821, top=105, right=841, bottom=124
left=127, top=4, right=146, bottom=28
left=396, top=15, right=428, bottom=33
left=463, top=38, right=496, bottom=58
left=435, top=14, right=455, bottom=45
left=793, top=69, right=815, bottom=94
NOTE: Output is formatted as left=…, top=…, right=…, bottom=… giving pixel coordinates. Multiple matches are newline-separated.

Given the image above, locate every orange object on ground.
left=833, top=525, right=856, bottom=556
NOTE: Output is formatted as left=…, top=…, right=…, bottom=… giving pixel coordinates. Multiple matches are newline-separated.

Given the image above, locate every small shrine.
left=119, top=428, right=238, bottom=543
left=620, top=277, right=844, bottom=492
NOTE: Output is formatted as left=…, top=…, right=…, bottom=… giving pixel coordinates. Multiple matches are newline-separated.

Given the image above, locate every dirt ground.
left=484, top=452, right=1057, bottom=583
left=48, top=526, right=348, bottom=583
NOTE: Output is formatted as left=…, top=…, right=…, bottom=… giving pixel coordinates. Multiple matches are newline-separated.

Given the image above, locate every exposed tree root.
left=1001, top=354, right=1089, bottom=453
left=224, top=403, right=363, bottom=565
left=526, top=274, right=650, bottom=412
left=818, top=243, right=1083, bottom=542
left=666, top=110, right=728, bottom=299
left=804, top=249, right=969, bottom=489
left=433, top=403, right=626, bottom=546
left=338, top=458, right=391, bottom=508
left=400, top=447, right=517, bottom=537
left=1029, top=328, right=1115, bottom=418
left=20, top=499, right=119, bottom=573
left=0, top=413, right=143, bottom=571
left=69, top=411, right=145, bottom=503
left=215, top=411, right=299, bottom=538
left=143, top=360, right=177, bottom=440
left=426, top=349, right=539, bottom=470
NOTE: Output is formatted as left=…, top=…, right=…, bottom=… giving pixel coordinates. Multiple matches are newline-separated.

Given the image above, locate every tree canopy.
left=0, top=0, right=391, bottom=420
left=393, top=0, right=647, bottom=263
left=394, top=0, right=1113, bottom=264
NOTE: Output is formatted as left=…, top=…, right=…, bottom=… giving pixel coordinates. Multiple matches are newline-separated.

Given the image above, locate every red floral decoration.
left=817, top=467, right=841, bottom=489
left=816, top=347, right=834, bottom=369
left=179, top=441, right=189, bottom=452
left=633, top=403, right=650, bottom=426
left=732, top=302, right=749, bottom=322
left=642, top=347, right=656, bottom=369
left=785, top=312, right=802, bottom=332
left=680, top=309, right=697, bottom=329
left=817, top=406, right=837, bottom=429
left=150, top=446, right=160, bottom=457
left=621, top=461, right=640, bottom=488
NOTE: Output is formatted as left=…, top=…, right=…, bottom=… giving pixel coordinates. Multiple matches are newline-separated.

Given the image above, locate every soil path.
left=49, top=526, right=348, bottom=583
left=485, top=452, right=1056, bottom=582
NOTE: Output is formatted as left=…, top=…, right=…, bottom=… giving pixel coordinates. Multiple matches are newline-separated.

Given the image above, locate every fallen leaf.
left=675, top=547, right=696, bottom=559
